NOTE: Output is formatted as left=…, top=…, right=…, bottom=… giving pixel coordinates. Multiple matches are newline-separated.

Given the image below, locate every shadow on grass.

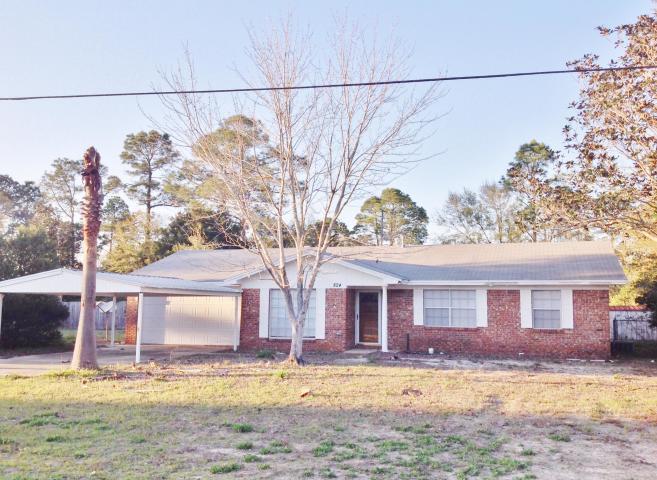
left=0, top=341, right=74, bottom=360
left=0, top=391, right=655, bottom=480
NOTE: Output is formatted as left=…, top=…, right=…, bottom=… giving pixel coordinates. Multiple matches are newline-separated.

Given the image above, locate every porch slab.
left=343, top=348, right=379, bottom=355
left=334, top=356, right=370, bottom=365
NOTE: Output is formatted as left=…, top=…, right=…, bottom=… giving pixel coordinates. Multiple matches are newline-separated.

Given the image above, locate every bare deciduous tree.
left=159, top=19, right=441, bottom=364
left=71, top=147, right=103, bottom=370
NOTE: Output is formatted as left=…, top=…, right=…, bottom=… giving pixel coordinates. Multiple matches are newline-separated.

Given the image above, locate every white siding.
left=240, top=261, right=386, bottom=291
left=141, top=296, right=235, bottom=345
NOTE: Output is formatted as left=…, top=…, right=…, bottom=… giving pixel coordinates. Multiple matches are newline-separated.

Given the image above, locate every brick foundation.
left=387, top=289, right=610, bottom=359
left=239, top=288, right=356, bottom=353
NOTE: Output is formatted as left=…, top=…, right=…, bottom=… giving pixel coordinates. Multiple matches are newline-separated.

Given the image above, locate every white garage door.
left=141, top=295, right=237, bottom=345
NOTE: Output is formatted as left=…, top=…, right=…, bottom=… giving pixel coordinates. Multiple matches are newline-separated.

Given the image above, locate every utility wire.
left=1, top=65, right=656, bottom=102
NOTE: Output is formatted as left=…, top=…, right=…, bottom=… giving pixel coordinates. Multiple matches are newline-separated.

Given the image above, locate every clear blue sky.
left=0, top=0, right=652, bottom=234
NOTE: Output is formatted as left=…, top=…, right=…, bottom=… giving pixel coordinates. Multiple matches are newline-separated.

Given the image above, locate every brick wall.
left=239, top=288, right=355, bottom=352
left=124, top=295, right=137, bottom=345
left=387, top=290, right=414, bottom=351
left=345, top=289, right=356, bottom=349
left=125, top=287, right=610, bottom=359
left=387, top=289, right=610, bottom=359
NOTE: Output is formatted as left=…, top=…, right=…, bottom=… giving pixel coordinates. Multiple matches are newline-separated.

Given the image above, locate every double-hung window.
left=423, top=289, right=476, bottom=327
left=531, top=290, right=561, bottom=329
left=269, top=289, right=316, bottom=338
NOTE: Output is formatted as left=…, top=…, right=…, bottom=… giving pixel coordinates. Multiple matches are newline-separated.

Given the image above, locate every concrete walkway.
left=0, top=345, right=227, bottom=376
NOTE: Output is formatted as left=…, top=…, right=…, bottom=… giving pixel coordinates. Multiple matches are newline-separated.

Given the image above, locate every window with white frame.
left=269, top=289, right=316, bottom=338
left=531, top=290, right=561, bottom=329
left=423, top=289, right=476, bottom=327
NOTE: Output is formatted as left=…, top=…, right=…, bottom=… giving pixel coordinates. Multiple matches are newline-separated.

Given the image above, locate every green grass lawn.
left=1, top=357, right=657, bottom=479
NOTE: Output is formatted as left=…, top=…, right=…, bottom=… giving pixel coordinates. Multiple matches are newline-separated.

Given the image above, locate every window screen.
left=531, top=290, right=561, bottom=329
left=424, top=289, right=476, bottom=327
left=269, top=289, right=316, bottom=338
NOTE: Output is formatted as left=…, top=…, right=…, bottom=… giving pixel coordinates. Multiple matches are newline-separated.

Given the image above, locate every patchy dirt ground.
left=1, top=352, right=656, bottom=479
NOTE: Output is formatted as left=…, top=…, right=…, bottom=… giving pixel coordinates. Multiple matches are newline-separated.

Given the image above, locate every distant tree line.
left=434, top=140, right=592, bottom=244
left=0, top=122, right=431, bottom=281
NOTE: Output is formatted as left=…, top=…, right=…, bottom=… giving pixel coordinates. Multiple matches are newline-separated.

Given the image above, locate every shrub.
left=256, top=349, right=276, bottom=359
left=637, top=282, right=657, bottom=327
left=0, top=294, right=68, bottom=349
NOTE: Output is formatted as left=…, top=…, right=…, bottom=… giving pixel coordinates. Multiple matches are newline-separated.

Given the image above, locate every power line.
left=1, top=65, right=656, bottom=102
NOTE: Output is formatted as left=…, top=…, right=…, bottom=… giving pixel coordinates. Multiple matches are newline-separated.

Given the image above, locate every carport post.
left=135, top=293, right=144, bottom=363
left=381, top=286, right=388, bottom=352
left=233, top=296, right=240, bottom=352
left=0, top=293, right=4, bottom=341
left=110, top=295, right=117, bottom=347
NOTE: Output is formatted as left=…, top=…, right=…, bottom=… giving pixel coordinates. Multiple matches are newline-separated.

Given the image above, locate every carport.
left=0, top=268, right=241, bottom=363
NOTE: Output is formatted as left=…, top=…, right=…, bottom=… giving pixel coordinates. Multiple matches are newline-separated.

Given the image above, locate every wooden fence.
left=610, top=307, right=656, bottom=342
left=62, top=300, right=126, bottom=331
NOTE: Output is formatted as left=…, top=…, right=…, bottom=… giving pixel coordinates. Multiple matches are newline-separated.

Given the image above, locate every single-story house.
left=122, top=240, right=626, bottom=359
left=0, top=240, right=626, bottom=361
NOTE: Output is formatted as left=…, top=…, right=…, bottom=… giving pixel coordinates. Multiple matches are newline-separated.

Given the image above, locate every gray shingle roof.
left=135, top=249, right=268, bottom=282
left=134, top=241, right=626, bottom=284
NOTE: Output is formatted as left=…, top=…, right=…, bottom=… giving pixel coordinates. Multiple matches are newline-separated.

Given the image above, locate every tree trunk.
left=288, top=318, right=305, bottom=365
left=145, top=203, right=151, bottom=243
left=70, top=220, right=76, bottom=267
left=145, top=171, right=152, bottom=244
left=71, top=147, right=103, bottom=370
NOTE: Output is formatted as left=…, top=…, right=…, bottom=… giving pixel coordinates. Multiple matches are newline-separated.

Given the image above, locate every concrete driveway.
left=0, top=345, right=228, bottom=376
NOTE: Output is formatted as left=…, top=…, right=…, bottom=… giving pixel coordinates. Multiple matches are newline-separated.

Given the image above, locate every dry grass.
left=1, top=357, right=657, bottom=479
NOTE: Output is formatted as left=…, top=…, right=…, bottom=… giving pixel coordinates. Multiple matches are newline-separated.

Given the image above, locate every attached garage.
left=141, top=295, right=238, bottom=346
left=0, top=268, right=241, bottom=363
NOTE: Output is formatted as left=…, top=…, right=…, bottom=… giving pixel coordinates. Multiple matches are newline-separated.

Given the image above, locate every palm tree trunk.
left=71, top=147, right=103, bottom=370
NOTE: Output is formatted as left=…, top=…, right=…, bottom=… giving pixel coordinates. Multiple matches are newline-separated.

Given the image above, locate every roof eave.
left=403, top=279, right=627, bottom=286
left=140, top=287, right=241, bottom=295
left=330, top=258, right=403, bottom=284
left=0, top=268, right=241, bottom=295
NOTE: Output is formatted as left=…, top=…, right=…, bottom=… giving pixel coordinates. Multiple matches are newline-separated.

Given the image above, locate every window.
left=531, top=290, right=561, bottom=329
left=269, top=289, right=316, bottom=338
left=424, top=289, right=476, bottom=327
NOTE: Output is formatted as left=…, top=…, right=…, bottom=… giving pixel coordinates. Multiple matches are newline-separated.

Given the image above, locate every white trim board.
left=403, top=280, right=623, bottom=287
